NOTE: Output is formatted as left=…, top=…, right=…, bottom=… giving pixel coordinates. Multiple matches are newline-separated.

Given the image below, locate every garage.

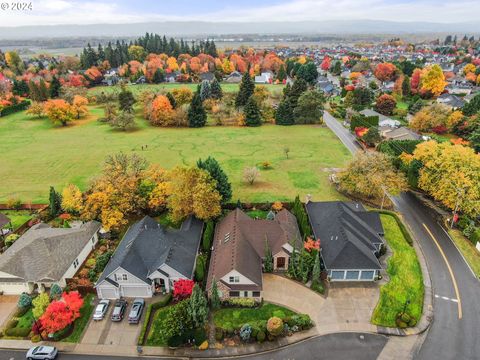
left=120, top=285, right=151, bottom=298
left=97, top=286, right=118, bottom=299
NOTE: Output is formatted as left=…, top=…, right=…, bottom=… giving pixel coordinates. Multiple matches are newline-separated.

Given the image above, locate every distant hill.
left=0, top=20, right=479, bottom=39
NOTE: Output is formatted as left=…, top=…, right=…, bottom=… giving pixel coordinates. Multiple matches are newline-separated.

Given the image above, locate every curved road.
left=323, top=110, right=480, bottom=360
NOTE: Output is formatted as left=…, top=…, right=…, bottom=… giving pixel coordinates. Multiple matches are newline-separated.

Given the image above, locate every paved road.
left=0, top=333, right=388, bottom=360
left=323, top=109, right=480, bottom=360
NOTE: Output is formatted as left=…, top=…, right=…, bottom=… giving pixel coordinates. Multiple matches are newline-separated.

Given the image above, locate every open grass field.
left=371, top=213, right=424, bottom=327
left=0, top=103, right=350, bottom=204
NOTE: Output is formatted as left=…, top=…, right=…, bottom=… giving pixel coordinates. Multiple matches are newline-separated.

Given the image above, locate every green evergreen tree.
left=402, top=75, right=411, bottom=97
left=331, top=61, right=342, bottom=76
left=49, top=283, right=62, bottom=299
left=312, top=251, right=321, bottom=284
left=118, top=87, right=135, bottom=112
left=28, top=80, right=40, bottom=102
left=200, top=80, right=211, bottom=101
left=188, top=284, right=208, bottom=328
left=243, top=97, right=262, bottom=127
left=197, top=156, right=232, bottom=204
left=296, top=62, right=318, bottom=85
left=235, top=69, right=255, bottom=107
left=287, top=244, right=298, bottom=279
left=166, top=92, right=176, bottom=109
left=188, top=93, right=207, bottom=128
left=277, top=65, right=287, bottom=82
left=48, top=186, right=62, bottom=219
left=275, top=99, right=294, bottom=125
left=287, top=78, right=308, bottom=111
left=152, top=68, right=164, bottom=84
left=202, top=221, right=215, bottom=252
left=210, top=78, right=223, bottom=99
left=210, top=278, right=221, bottom=309
left=264, top=239, right=274, bottom=273
left=49, top=76, right=61, bottom=98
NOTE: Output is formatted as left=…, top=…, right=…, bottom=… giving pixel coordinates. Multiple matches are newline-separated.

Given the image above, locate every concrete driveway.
left=80, top=299, right=143, bottom=346
left=262, top=274, right=379, bottom=334
left=0, top=295, right=19, bottom=328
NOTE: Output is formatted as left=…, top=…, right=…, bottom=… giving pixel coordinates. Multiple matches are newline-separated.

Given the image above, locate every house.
left=225, top=71, right=242, bottom=83
left=206, top=208, right=301, bottom=300
left=254, top=72, right=273, bottom=84
left=359, top=109, right=401, bottom=128
left=382, top=126, right=422, bottom=141
left=96, top=216, right=203, bottom=299
left=199, top=72, right=215, bottom=82
left=0, top=213, right=11, bottom=239
left=437, top=93, right=466, bottom=109
left=306, top=201, right=384, bottom=282
left=0, top=221, right=101, bottom=295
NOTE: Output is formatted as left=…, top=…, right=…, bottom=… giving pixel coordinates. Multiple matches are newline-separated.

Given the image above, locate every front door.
left=276, top=257, right=286, bottom=269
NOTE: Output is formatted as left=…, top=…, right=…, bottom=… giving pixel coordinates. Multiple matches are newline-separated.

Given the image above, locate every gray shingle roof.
left=0, top=213, right=11, bottom=229
left=97, top=216, right=203, bottom=286
left=0, top=221, right=101, bottom=282
left=306, top=201, right=383, bottom=270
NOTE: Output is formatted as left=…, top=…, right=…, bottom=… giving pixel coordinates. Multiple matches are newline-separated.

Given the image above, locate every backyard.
left=0, top=210, right=32, bottom=230
left=0, top=106, right=350, bottom=204
left=371, top=213, right=424, bottom=327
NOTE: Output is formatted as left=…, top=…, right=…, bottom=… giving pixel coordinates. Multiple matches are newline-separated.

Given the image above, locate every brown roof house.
left=206, top=208, right=301, bottom=301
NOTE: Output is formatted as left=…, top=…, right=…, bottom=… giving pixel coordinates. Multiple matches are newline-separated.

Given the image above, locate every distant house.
left=359, top=109, right=400, bottom=128
left=96, top=216, right=203, bottom=299
left=0, top=213, right=12, bottom=240
left=225, top=71, right=242, bottom=83
left=437, top=93, right=466, bottom=109
left=199, top=72, right=215, bottom=82
left=382, top=126, right=422, bottom=141
left=206, top=208, right=301, bottom=300
left=0, top=221, right=101, bottom=295
left=254, top=72, right=273, bottom=84
left=306, top=201, right=384, bottom=282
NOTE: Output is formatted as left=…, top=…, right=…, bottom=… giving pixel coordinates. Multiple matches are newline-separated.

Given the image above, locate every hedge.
left=0, top=100, right=30, bottom=117
left=373, top=209, right=413, bottom=246
left=137, top=293, right=172, bottom=346
left=5, top=327, right=31, bottom=338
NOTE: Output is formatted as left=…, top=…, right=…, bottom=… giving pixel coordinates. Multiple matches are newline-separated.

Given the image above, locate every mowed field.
left=0, top=84, right=351, bottom=204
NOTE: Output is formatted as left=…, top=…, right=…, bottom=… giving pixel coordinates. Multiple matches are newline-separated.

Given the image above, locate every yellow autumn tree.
left=167, top=57, right=179, bottom=72
left=222, top=58, right=234, bottom=74
left=411, top=141, right=480, bottom=217
left=463, top=63, right=476, bottom=75
left=409, top=103, right=450, bottom=132
left=446, top=110, right=464, bottom=130
left=61, top=184, right=84, bottom=215
left=72, top=95, right=89, bottom=119
left=167, top=166, right=221, bottom=222
left=420, top=64, right=447, bottom=97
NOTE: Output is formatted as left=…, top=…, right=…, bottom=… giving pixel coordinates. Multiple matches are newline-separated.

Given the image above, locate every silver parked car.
left=26, top=346, right=58, bottom=359
left=93, top=299, right=110, bottom=321
left=128, top=298, right=145, bottom=324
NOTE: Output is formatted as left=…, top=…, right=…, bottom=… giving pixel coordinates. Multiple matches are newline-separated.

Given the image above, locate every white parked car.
left=26, top=345, right=58, bottom=359
left=93, top=299, right=110, bottom=321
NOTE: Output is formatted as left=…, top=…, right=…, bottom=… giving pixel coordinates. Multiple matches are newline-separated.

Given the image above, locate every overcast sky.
left=0, top=0, right=479, bottom=26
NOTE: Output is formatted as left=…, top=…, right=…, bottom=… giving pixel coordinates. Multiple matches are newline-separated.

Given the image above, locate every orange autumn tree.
left=304, top=237, right=320, bottom=252
left=148, top=95, right=175, bottom=126
left=320, top=56, right=331, bottom=71
left=374, top=62, right=397, bottom=82
left=40, top=291, right=83, bottom=334
left=84, top=66, right=103, bottom=84
left=43, top=99, right=75, bottom=126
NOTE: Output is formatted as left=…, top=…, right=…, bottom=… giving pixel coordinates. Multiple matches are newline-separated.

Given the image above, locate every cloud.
left=0, top=0, right=479, bottom=26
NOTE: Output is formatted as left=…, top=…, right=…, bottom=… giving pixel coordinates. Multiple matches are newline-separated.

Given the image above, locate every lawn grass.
left=213, top=303, right=295, bottom=329
left=145, top=305, right=171, bottom=346
left=246, top=210, right=269, bottom=219
left=62, top=294, right=95, bottom=343
left=0, top=210, right=32, bottom=230
left=448, top=228, right=480, bottom=278
left=371, top=214, right=424, bottom=327
left=0, top=106, right=350, bottom=204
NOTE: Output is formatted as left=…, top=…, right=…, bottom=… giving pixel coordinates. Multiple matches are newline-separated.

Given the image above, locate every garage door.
left=121, top=286, right=151, bottom=298
left=98, top=287, right=118, bottom=299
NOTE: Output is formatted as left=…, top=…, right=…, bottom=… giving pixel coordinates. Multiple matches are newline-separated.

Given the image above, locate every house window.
left=229, top=276, right=239, bottom=283
left=122, top=274, right=128, bottom=281
left=252, top=291, right=260, bottom=297
left=243, top=291, right=248, bottom=297
left=229, top=291, right=239, bottom=297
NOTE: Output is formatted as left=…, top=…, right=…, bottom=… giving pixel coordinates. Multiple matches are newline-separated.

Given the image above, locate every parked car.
left=93, top=299, right=110, bottom=321
left=111, top=299, right=127, bottom=322
left=128, top=298, right=145, bottom=324
left=26, top=345, right=58, bottom=359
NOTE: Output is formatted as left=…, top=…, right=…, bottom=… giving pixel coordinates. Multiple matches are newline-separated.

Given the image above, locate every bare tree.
left=243, top=166, right=260, bottom=185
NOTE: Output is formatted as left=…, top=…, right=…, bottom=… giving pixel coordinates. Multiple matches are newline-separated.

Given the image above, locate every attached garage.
left=120, top=285, right=152, bottom=298
left=97, top=286, right=118, bottom=299
left=328, top=270, right=377, bottom=281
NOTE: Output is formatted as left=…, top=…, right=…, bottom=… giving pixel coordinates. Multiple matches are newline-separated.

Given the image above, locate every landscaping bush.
left=49, top=284, right=62, bottom=299
left=51, top=324, right=72, bottom=341
left=18, top=293, right=32, bottom=309
left=266, top=317, right=283, bottom=336
left=5, top=234, right=20, bottom=247
left=167, top=335, right=183, bottom=348
left=215, top=327, right=224, bottom=341
left=6, top=319, right=18, bottom=329
left=240, top=323, right=252, bottom=341
left=14, top=306, right=30, bottom=318
left=94, top=251, right=113, bottom=273
left=223, top=298, right=257, bottom=308
left=151, top=293, right=172, bottom=310
left=31, top=334, right=41, bottom=343
left=289, top=314, right=313, bottom=329
left=395, top=312, right=417, bottom=328
left=256, top=330, right=266, bottom=343
left=85, top=258, right=96, bottom=268
left=0, top=100, right=30, bottom=117
left=311, top=281, right=325, bottom=295
left=5, top=327, right=31, bottom=338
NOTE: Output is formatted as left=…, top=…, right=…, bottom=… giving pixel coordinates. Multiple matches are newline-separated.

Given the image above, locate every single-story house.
left=306, top=201, right=384, bottom=282
left=437, top=93, right=466, bottom=109
left=359, top=109, right=399, bottom=128
left=96, top=216, right=203, bottom=299
left=254, top=72, right=273, bottom=84
left=0, top=221, right=101, bottom=295
left=199, top=72, right=215, bottom=82
left=206, top=208, right=301, bottom=300
left=225, top=71, right=242, bottom=83
left=382, top=126, right=422, bottom=141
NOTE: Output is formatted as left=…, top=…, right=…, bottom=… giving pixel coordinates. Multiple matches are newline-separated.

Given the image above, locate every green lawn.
left=371, top=214, right=424, bottom=327
left=448, top=228, right=480, bottom=278
left=88, top=83, right=285, bottom=97
left=0, top=106, right=350, bottom=204
left=247, top=210, right=269, bottom=219
left=145, top=305, right=172, bottom=346
left=0, top=210, right=32, bottom=230
left=213, top=303, right=295, bottom=329
left=396, top=101, right=408, bottom=111
left=62, top=294, right=95, bottom=343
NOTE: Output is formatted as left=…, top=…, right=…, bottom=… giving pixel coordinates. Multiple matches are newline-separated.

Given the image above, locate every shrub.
left=167, top=335, right=183, bottom=348
left=5, top=234, right=20, bottom=247
left=15, top=306, right=30, bottom=318
left=88, top=269, right=97, bottom=282
left=240, top=323, right=252, bottom=341
left=18, top=293, right=32, bottom=309
left=94, top=251, right=112, bottom=273
left=215, top=327, right=224, bottom=341
left=85, top=258, right=96, bottom=268
left=31, top=334, right=41, bottom=343
left=49, top=284, right=62, bottom=299
left=266, top=317, right=283, bottom=336
left=199, top=340, right=209, bottom=350
left=395, top=312, right=417, bottom=328
left=6, top=319, right=18, bottom=329
left=194, top=328, right=207, bottom=344
left=256, top=330, right=266, bottom=343
left=5, top=327, right=31, bottom=338
left=223, top=298, right=256, bottom=308
left=311, top=281, right=325, bottom=294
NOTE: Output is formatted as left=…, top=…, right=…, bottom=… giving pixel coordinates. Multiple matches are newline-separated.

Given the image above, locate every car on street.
left=111, top=299, right=127, bottom=322
left=128, top=298, right=145, bottom=324
left=93, top=299, right=110, bottom=321
left=26, top=345, right=58, bottom=359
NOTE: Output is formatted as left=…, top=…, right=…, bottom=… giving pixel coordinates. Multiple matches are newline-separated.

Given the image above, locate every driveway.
left=0, top=295, right=19, bottom=328
left=262, top=274, right=378, bottom=334
left=80, top=299, right=143, bottom=347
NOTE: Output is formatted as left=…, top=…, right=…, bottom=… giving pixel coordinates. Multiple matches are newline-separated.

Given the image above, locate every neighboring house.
left=206, top=208, right=301, bottom=300
left=382, top=126, right=422, bottom=141
left=437, top=93, right=466, bottom=109
left=0, top=221, right=101, bottom=295
left=199, top=72, right=215, bottom=82
left=254, top=72, right=273, bottom=84
left=306, top=201, right=384, bottom=282
left=0, top=213, right=11, bottom=239
left=225, top=71, right=242, bottom=83
left=96, top=216, right=203, bottom=299
left=359, top=109, right=397, bottom=126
